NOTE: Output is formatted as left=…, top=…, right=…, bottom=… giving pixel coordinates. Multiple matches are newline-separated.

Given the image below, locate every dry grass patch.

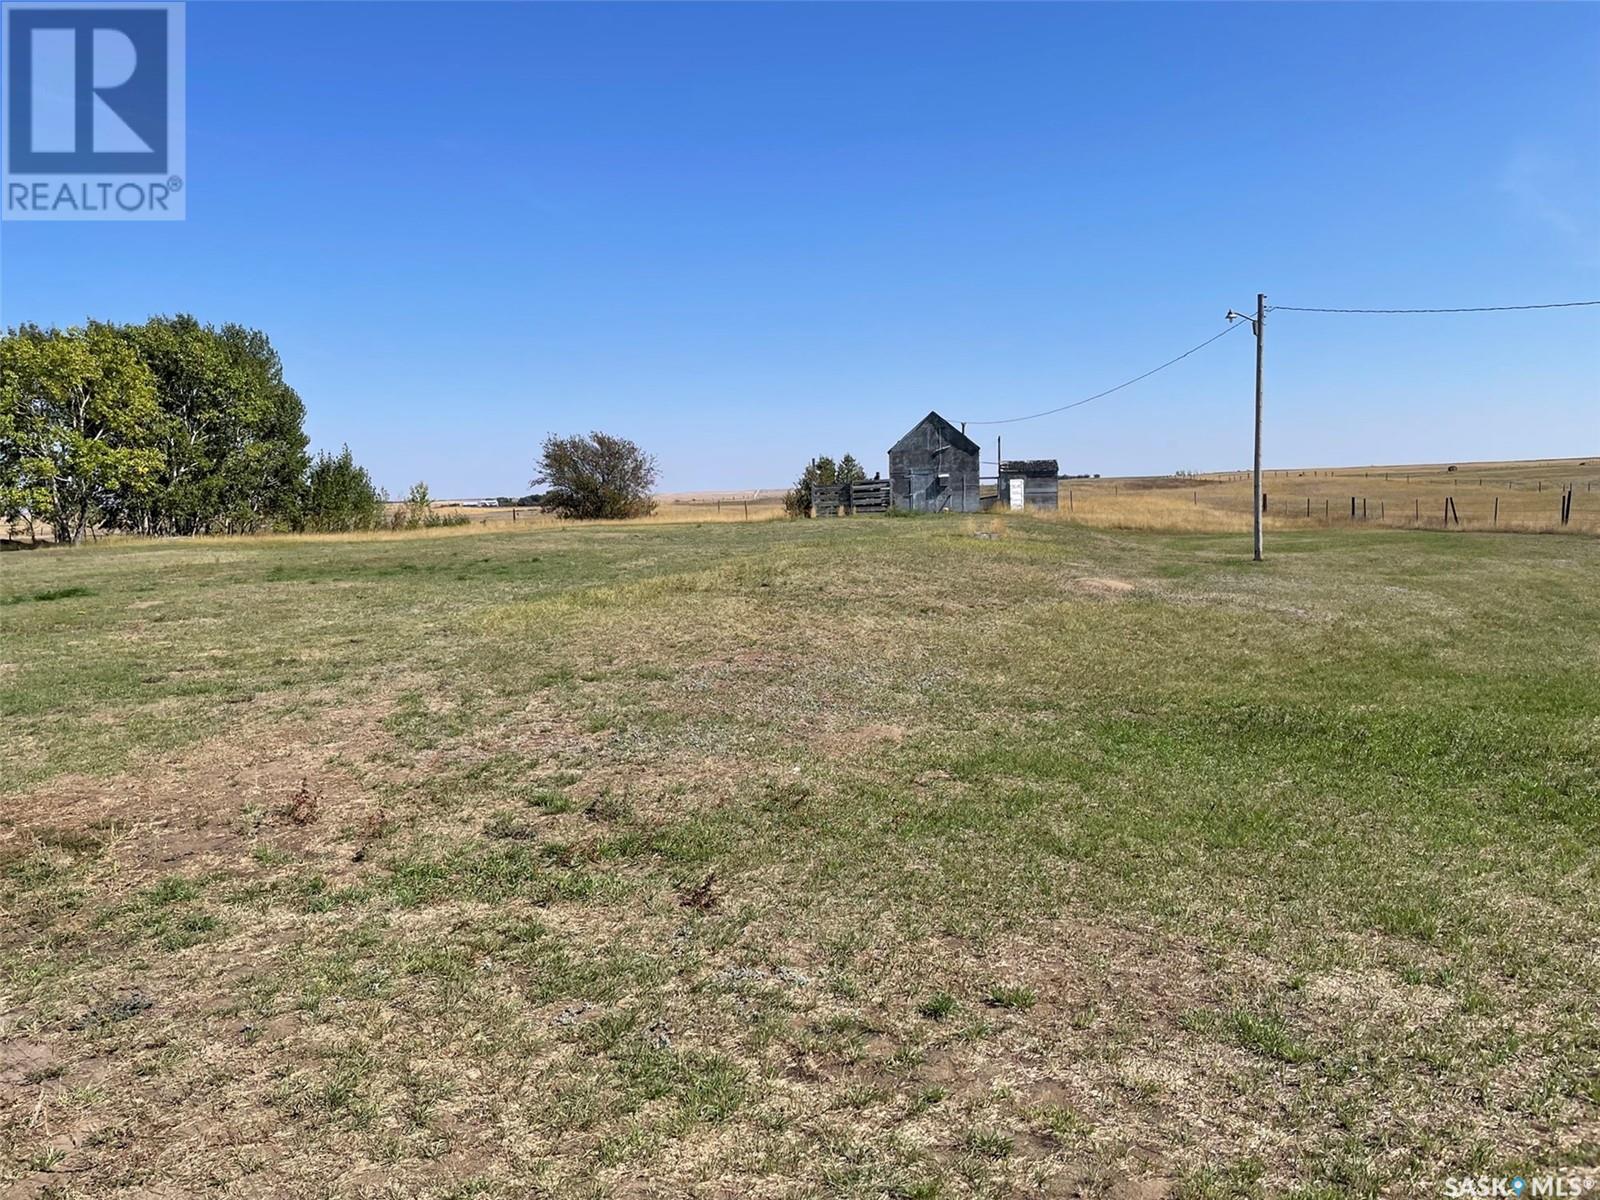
left=2, top=514, right=1597, bottom=1197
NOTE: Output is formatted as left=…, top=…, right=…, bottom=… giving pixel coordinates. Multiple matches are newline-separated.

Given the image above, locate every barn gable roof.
left=890, top=411, right=980, bottom=457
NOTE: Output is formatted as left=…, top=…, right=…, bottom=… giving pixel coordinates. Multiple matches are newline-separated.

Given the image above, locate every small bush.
left=304, top=446, right=384, bottom=532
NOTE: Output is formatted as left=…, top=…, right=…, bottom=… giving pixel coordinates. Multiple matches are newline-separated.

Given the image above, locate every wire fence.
left=1050, top=467, right=1599, bottom=534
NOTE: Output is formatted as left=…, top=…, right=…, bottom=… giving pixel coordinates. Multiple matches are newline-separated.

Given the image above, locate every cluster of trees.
left=1, top=317, right=332, bottom=543
left=0, top=317, right=466, bottom=543
left=784, top=453, right=866, bottom=517
left=2, top=317, right=671, bottom=543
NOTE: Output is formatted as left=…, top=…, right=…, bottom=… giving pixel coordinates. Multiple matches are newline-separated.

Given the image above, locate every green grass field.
left=2, top=516, right=1597, bottom=1198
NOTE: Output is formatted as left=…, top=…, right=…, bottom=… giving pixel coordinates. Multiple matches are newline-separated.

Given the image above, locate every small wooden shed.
left=889, top=412, right=981, bottom=513
left=998, top=460, right=1060, bottom=511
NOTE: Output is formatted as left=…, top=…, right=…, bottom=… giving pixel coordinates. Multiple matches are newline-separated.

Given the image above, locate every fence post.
left=1493, top=497, right=1498, bottom=526
left=1351, top=496, right=1356, bottom=520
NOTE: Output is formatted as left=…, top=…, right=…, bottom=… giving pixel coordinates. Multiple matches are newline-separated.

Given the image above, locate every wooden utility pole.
left=1226, top=295, right=1266, bottom=560
left=1252, top=293, right=1265, bottom=561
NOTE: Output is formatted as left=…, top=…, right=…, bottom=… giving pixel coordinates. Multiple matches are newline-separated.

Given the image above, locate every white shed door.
left=1008, top=478, right=1025, bottom=510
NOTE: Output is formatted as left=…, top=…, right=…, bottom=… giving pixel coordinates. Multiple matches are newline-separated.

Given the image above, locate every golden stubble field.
left=423, top=457, right=1599, bottom=538
left=1047, top=457, right=1598, bottom=535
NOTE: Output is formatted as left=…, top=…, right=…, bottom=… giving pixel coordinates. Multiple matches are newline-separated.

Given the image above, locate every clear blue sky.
left=4, top=1, right=1597, bottom=495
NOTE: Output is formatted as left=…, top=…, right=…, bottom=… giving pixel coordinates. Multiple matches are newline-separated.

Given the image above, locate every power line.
left=1270, top=300, right=1600, bottom=314
left=963, top=322, right=1246, bottom=427
left=959, top=296, right=1595, bottom=429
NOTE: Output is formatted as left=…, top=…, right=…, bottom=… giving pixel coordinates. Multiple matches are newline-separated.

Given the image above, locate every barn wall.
left=998, top=463, right=1061, bottom=511
left=1023, top=477, right=1059, bottom=509
left=889, top=420, right=980, bottom=513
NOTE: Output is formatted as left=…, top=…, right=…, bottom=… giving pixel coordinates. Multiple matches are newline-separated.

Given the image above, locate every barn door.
left=910, top=470, right=934, bottom=511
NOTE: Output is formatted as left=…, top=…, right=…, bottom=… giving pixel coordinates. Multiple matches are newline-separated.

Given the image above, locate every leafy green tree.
left=304, top=445, right=385, bottom=532
left=837, top=454, right=866, bottom=486
left=784, top=460, right=821, bottom=518
left=0, top=454, right=50, bottom=544
left=406, top=481, right=432, bottom=525
left=533, top=432, right=657, bottom=520
left=117, top=316, right=309, bottom=534
left=0, top=323, right=163, bottom=544
left=391, top=480, right=433, bottom=530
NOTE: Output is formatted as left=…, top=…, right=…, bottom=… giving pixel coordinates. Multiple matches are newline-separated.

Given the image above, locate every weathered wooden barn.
left=998, top=459, right=1060, bottom=511
left=889, top=412, right=981, bottom=513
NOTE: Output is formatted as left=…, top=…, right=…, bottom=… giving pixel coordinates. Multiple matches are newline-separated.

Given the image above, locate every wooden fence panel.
left=850, top=481, right=890, bottom=514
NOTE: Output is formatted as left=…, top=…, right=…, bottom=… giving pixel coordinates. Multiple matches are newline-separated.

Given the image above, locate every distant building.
left=998, top=460, right=1060, bottom=511
left=888, top=411, right=981, bottom=513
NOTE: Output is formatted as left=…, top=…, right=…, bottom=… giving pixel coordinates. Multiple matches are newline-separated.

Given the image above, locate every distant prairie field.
left=1045, top=456, right=1600, bottom=535
left=1, top=514, right=1597, bottom=1198
left=411, top=458, right=1600, bottom=538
